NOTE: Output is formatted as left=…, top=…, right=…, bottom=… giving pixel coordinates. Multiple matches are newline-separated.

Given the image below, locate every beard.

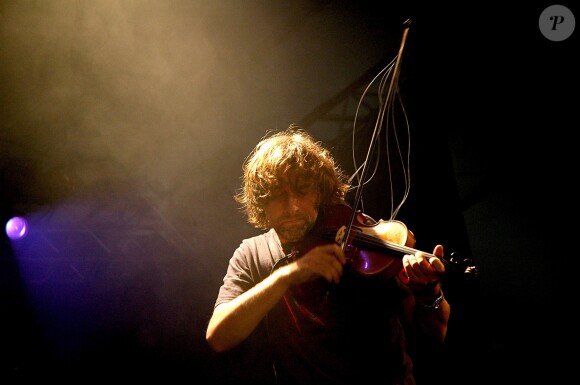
left=275, top=214, right=317, bottom=244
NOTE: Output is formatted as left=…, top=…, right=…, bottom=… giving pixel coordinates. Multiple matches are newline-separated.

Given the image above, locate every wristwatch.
left=419, top=291, right=444, bottom=310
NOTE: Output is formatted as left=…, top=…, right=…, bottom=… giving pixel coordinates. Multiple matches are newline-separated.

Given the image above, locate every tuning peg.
left=449, top=252, right=480, bottom=280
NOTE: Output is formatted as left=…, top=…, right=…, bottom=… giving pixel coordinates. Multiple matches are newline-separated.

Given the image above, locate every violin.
left=306, top=204, right=478, bottom=281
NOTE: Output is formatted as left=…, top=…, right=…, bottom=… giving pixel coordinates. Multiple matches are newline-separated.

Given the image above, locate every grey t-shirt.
left=214, top=228, right=416, bottom=385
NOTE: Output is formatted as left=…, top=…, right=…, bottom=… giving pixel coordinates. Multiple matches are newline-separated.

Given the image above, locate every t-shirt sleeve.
left=213, top=235, right=274, bottom=308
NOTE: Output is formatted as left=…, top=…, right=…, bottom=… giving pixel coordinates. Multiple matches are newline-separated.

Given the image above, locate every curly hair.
left=235, top=124, right=350, bottom=229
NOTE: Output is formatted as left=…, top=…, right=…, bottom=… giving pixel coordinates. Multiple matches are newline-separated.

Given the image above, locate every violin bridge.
left=335, top=225, right=346, bottom=244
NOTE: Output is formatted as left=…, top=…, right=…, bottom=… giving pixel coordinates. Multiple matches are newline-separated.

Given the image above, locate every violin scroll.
left=446, top=252, right=480, bottom=280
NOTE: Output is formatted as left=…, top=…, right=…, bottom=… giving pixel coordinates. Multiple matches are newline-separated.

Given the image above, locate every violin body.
left=312, top=204, right=413, bottom=279
left=306, top=204, right=478, bottom=280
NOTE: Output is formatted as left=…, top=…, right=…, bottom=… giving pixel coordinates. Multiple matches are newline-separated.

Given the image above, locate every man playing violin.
left=206, top=125, right=450, bottom=385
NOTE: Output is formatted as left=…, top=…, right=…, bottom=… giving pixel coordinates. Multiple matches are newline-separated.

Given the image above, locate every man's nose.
left=284, top=192, right=300, bottom=210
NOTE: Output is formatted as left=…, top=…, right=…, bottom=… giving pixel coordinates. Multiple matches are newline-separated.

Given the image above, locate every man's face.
left=263, top=174, right=320, bottom=245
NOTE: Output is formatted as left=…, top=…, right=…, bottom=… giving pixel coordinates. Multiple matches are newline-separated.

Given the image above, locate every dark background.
left=1, top=1, right=576, bottom=383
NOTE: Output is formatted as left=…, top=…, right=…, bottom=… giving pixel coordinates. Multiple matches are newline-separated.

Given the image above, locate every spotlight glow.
left=5, top=216, right=29, bottom=240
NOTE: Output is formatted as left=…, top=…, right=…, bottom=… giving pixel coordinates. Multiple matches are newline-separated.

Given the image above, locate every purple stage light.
left=5, top=216, right=29, bottom=240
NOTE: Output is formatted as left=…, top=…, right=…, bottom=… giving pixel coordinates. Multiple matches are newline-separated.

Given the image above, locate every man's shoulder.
left=238, top=229, right=284, bottom=267
left=242, top=229, right=280, bottom=250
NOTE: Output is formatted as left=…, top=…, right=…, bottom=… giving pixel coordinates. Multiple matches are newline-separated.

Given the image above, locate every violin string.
left=352, top=232, right=422, bottom=257
left=316, top=223, right=454, bottom=269
left=351, top=232, right=455, bottom=268
left=315, top=223, right=433, bottom=260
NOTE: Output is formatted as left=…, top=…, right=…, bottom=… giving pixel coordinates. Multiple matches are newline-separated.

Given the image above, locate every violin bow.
left=340, top=19, right=412, bottom=253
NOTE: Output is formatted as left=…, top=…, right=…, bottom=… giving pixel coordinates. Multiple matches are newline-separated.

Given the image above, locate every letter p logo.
left=540, top=5, right=575, bottom=41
